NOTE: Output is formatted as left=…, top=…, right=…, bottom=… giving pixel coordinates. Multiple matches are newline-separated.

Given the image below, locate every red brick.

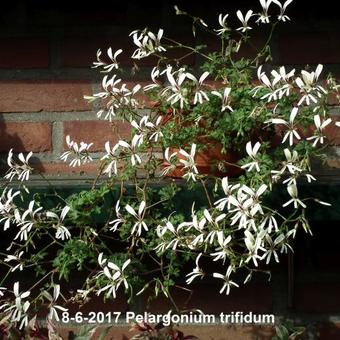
left=327, top=92, right=340, bottom=106
left=97, top=81, right=153, bottom=109
left=63, top=120, right=131, bottom=151
left=274, top=118, right=340, bottom=146
left=327, top=158, right=340, bottom=169
left=0, top=122, right=52, bottom=152
left=123, top=81, right=154, bottom=108
left=205, top=80, right=225, bottom=90
left=0, top=38, right=49, bottom=69
left=0, top=80, right=92, bottom=112
left=34, top=162, right=99, bottom=175
left=325, top=118, right=340, bottom=145
left=278, top=32, right=334, bottom=65
left=321, top=79, right=340, bottom=106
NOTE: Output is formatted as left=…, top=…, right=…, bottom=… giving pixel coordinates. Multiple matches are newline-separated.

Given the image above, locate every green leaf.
left=274, top=324, right=290, bottom=340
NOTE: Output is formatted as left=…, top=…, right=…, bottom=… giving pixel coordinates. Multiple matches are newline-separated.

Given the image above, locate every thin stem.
left=200, top=178, right=213, bottom=208
left=28, top=270, right=54, bottom=292
left=163, top=37, right=213, bottom=61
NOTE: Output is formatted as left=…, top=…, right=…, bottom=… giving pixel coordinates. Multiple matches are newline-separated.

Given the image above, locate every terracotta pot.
left=159, top=111, right=243, bottom=178
left=163, top=144, right=243, bottom=178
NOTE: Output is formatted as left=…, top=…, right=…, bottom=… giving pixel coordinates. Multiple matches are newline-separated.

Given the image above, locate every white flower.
left=0, top=287, right=6, bottom=297
left=271, top=67, right=295, bottom=99
left=97, top=255, right=131, bottom=299
left=0, top=189, right=21, bottom=231
left=184, top=213, right=207, bottom=248
left=271, top=148, right=302, bottom=184
left=261, top=233, right=284, bottom=264
left=179, top=144, right=199, bottom=181
left=15, top=201, right=43, bottom=242
left=60, top=136, right=93, bottom=167
left=236, top=10, right=253, bottom=32
left=149, top=116, right=163, bottom=142
left=203, top=210, right=226, bottom=244
left=101, top=141, right=120, bottom=177
left=215, top=13, right=229, bottom=35
left=5, top=149, right=33, bottom=182
left=109, top=200, right=124, bottom=232
left=213, top=266, right=239, bottom=295
left=210, top=233, right=232, bottom=263
left=161, top=148, right=178, bottom=177
left=131, top=116, right=154, bottom=146
left=257, top=67, right=277, bottom=100
left=0, top=282, right=30, bottom=329
left=305, top=173, right=316, bottom=183
left=256, top=0, right=273, bottom=24
left=295, top=64, right=326, bottom=106
left=163, top=66, right=190, bottom=109
left=76, top=289, right=92, bottom=301
left=282, top=184, right=306, bottom=209
left=130, top=29, right=166, bottom=59
left=155, top=222, right=174, bottom=253
left=144, top=67, right=164, bottom=91
left=241, top=141, right=261, bottom=172
left=260, top=214, right=279, bottom=233
left=44, top=285, right=68, bottom=321
left=306, top=115, right=332, bottom=146
left=130, top=115, right=163, bottom=146
left=253, top=66, right=295, bottom=102
left=118, top=140, right=142, bottom=166
left=279, top=230, right=295, bottom=253
left=88, top=75, right=141, bottom=121
left=155, top=220, right=182, bottom=252
left=228, top=193, right=254, bottom=230
left=185, top=71, right=210, bottom=104
left=125, top=201, right=148, bottom=236
left=273, top=0, right=293, bottom=22
left=270, top=107, right=301, bottom=146
left=186, top=253, right=204, bottom=284
left=46, top=206, right=71, bottom=241
left=282, top=148, right=302, bottom=173
left=156, top=220, right=176, bottom=238
left=241, top=184, right=267, bottom=216
left=313, top=198, right=331, bottom=206
left=92, top=48, right=123, bottom=72
left=101, top=74, right=122, bottom=94
left=180, top=208, right=206, bottom=234
left=214, top=177, right=240, bottom=211
left=4, top=251, right=24, bottom=272
left=244, top=230, right=266, bottom=267
left=211, top=87, right=233, bottom=112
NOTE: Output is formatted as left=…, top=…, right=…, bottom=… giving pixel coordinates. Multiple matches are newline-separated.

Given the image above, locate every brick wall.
left=1, top=1, right=340, bottom=338
left=1, top=1, right=340, bottom=177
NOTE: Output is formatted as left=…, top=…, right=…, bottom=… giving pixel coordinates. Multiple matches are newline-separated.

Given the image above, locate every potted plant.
left=0, top=0, right=339, bottom=335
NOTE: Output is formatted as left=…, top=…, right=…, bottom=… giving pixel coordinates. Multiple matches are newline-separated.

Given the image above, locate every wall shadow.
left=0, top=114, right=42, bottom=177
